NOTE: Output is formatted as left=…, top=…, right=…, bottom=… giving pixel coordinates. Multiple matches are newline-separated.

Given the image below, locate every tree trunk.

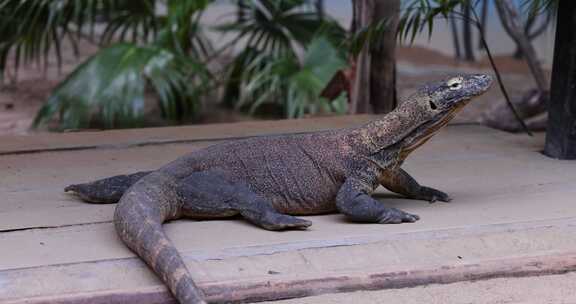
left=350, top=0, right=399, bottom=114
left=462, top=2, right=475, bottom=61
left=236, top=0, right=247, bottom=22
left=513, top=46, right=524, bottom=59
left=544, top=1, right=576, bottom=159
left=450, top=14, right=462, bottom=59
left=316, top=0, right=324, bottom=19
left=350, top=0, right=373, bottom=114
left=369, top=0, right=399, bottom=114
left=527, top=12, right=551, bottom=41
left=494, top=0, right=549, bottom=92
left=477, top=0, right=488, bottom=50
left=513, top=11, right=551, bottom=60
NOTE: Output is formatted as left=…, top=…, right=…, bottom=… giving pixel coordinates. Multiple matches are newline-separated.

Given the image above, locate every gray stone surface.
left=1, top=118, right=575, bottom=303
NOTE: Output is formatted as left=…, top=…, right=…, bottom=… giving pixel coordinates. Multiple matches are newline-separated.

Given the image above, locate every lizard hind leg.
left=114, top=171, right=206, bottom=304
left=65, top=171, right=151, bottom=203
left=177, top=170, right=312, bottom=231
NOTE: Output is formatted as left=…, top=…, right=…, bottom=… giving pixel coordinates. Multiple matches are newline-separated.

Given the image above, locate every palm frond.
left=217, top=0, right=333, bottom=56
left=32, top=43, right=208, bottom=130
left=0, top=0, right=140, bottom=77
left=100, top=0, right=158, bottom=44
left=397, top=0, right=463, bottom=44
left=0, top=0, right=214, bottom=79
left=237, top=37, right=347, bottom=118
left=220, top=0, right=345, bottom=112
left=155, top=0, right=213, bottom=58
left=521, top=0, right=558, bottom=18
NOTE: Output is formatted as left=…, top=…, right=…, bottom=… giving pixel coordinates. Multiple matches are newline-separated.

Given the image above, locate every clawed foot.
left=64, top=183, right=96, bottom=202
left=378, top=208, right=420, bottom=224
left=64, top=182, right=122, bottom=204
left=260, top=213, right=313, bottom=231
left=419, top=186, right=452, bottom=203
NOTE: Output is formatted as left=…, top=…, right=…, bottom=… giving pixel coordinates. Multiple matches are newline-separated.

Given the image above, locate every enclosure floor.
left=2, top=116, right=575, bottom=303
left=262, top=272, right=576, bottom=304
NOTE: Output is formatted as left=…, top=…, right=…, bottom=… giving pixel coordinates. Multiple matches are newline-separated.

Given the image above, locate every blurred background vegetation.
left=0, top=0, right=558, bottom=132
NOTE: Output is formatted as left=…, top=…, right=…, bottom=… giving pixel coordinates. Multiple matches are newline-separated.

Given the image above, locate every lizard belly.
left=256, top=171, right=342, bottom=215
left=256, top=181, right=341, bottom=215
left=239, top=154, right=344, bottom=215
left=207, top=136, right=346, bottom=215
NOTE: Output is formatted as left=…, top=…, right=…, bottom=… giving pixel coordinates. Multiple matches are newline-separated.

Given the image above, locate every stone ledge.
left=0, top=115, right=376, bottom=155
left=4, top=217, right=576, bottom=303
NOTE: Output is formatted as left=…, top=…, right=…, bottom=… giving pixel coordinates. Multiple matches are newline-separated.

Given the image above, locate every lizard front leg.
left=336, top=177, right=419, bottom=224
left=379, top=168, right=451, bottom=203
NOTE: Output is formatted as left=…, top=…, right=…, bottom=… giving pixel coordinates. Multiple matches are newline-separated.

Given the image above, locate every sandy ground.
left=0, top=42, right=546, bottom=136
left=260, top=272, right=576, bottom=304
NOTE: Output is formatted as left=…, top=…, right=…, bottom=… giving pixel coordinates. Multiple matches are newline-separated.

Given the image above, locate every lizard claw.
left=261, top=213, right=312, bottom=231
left=378, top=208, right=420, bottom=224
left=420, top=186, right=452, bottom=203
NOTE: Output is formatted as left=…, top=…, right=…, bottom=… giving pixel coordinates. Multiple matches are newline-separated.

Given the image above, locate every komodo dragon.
left=65, top=74, right=492, bottom=304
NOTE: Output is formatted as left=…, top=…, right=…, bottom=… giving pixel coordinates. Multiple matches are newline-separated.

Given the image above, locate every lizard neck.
left=345, top=96, right=469, bottom=158
left=345, top=104, right=430, bottom=155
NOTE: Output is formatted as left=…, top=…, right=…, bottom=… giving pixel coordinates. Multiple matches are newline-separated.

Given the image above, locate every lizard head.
left=351, top=74, right=492, bottom=158
left=395, top=73, right=493, bottom=154
left=417, top=74, right=492, bottom=112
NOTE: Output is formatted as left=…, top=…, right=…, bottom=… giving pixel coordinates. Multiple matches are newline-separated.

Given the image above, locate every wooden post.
left=369, top=0, right=399, bottom=114
left=350, top=0, right=373, bottom=114
left=544, top=1, right=576, bottom=159
left=462, top=1, right=475, bottom=62
left=350, top=0, right=399, bottom=114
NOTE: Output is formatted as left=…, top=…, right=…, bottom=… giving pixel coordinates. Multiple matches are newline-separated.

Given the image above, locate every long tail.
left=114, top=171, right=206, bottom=304
left=65, top=171, right=151, bottom=203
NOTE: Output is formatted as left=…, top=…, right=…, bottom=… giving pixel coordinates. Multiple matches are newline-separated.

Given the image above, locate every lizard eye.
left=447, top=77, right=463, bottom=90
left=429, top=100, right=438, bottom=110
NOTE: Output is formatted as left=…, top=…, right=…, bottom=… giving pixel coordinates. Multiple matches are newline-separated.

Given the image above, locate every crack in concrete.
left=0, top=124, right=477, bottom=156
left=0, top=220, right=112, bottom=234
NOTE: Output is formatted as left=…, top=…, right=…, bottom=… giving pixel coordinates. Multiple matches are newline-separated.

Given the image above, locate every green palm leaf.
left=0, top=0, right=153, bottom=77
left=220, top=0, right=345, bottom=110
left=237, top=36, right=347, bottom=118
left=0, top=0, right=213, bottom=79
left=32, top=43, right=207, bottom=130
left=217, top=0, right=333, bottom=56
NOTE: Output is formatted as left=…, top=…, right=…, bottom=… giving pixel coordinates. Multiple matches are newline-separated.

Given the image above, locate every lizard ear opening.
left=429, top=100, right=438, bottom=110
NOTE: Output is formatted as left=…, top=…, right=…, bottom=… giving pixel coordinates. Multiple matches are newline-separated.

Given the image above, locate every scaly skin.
left=66, top=74, right=492, bottom=304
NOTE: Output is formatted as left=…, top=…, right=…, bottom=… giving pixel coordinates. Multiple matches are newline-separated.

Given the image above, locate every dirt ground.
left=0, top=44, right=545, bottom=136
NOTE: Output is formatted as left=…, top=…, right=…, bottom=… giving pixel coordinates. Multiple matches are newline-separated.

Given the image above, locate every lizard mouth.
left=400, top=99, right=471, bottom=154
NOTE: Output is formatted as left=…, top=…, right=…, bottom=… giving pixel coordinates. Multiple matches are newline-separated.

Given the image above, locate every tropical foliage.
left=396, top=0, right=558, bottom=135
left=397, top=0, right=557, bottom=44
left=33, top=43, right=208, bottom=129
left=0, top=0, right=214, bottom=129
left=219, top=0, right=347, bottom=117
left=0, top=0, right=353, bottom=130
left=0, top=0, right=558, bottom=130
left=235, top=37, right=347, bottom=118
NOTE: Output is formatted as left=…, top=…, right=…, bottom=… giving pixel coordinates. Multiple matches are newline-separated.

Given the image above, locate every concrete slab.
left=4, top=221, right=576, bottom=303
left=0, top=115, right=375, bottom=155
left=260, top=272, right=576, bottom=304
left=1, top=117, right=576, bottom=303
